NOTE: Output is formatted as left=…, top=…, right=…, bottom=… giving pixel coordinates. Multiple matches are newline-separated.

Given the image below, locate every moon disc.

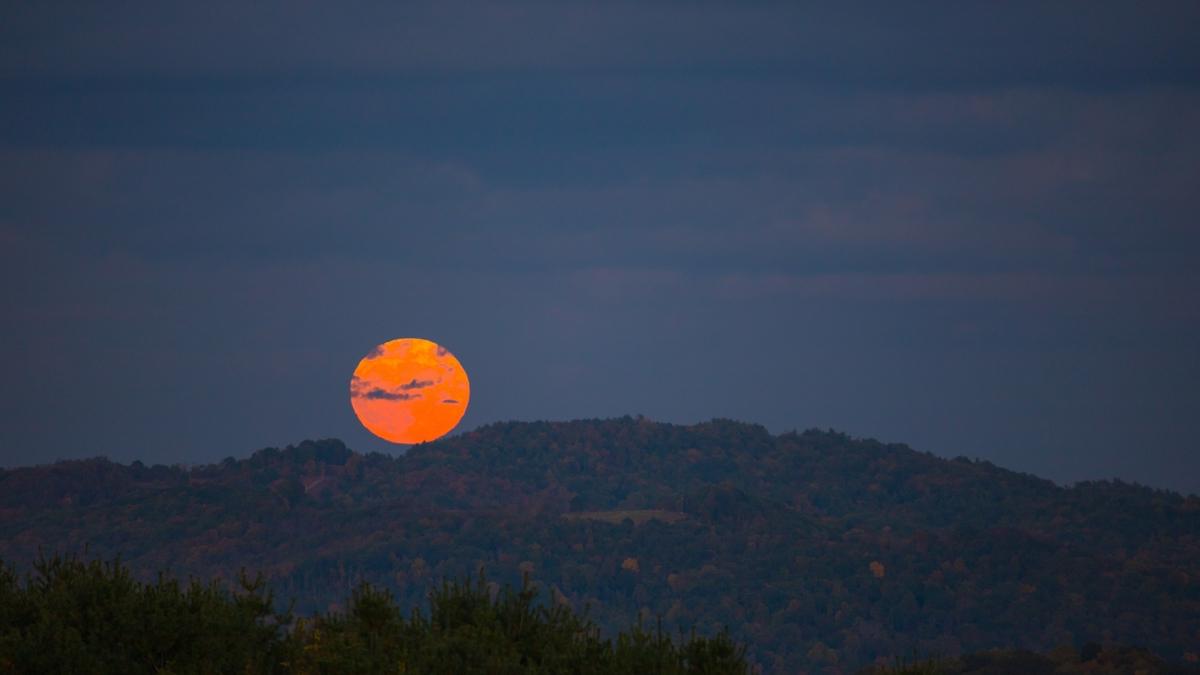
left=349, top=338, right=470, bottom=444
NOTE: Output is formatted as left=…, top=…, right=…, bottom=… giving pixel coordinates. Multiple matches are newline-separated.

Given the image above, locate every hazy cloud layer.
left=2, top=2, right=1198, bottom=494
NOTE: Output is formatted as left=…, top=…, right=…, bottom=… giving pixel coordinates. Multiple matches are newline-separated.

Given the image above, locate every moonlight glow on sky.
left=350, top=338, right=470, bottom=444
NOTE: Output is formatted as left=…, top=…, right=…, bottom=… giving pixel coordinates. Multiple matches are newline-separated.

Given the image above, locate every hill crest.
left=1, top=417, right=1197, bottom=673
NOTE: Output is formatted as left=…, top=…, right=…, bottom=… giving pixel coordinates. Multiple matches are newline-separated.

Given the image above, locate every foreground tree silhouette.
left=296, top=574, right=746, bottom=674
left=0, top=555, right=291, bottom=674
left=0, top=555, right=748, bottom=674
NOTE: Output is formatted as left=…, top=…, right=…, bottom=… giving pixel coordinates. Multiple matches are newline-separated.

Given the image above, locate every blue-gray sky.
left=2, top=2, right=1198, bottom=494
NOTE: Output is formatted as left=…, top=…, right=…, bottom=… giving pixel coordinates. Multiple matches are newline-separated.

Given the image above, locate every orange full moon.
left=349, top=338, right=470, bottom=444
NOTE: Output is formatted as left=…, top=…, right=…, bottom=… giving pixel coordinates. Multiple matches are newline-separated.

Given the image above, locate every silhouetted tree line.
left=0, top=554, right=747, bottom=674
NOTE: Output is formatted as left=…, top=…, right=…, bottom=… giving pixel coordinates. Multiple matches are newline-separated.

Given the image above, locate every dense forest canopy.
left=1, top=417, right=1197, bottom=673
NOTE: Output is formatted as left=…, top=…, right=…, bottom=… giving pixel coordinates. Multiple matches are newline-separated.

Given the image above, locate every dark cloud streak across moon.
left=362, top=389, right=421, bottom=401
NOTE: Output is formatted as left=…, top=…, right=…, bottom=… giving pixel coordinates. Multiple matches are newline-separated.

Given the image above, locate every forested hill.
left=2, top=417, right=1198, bottom=673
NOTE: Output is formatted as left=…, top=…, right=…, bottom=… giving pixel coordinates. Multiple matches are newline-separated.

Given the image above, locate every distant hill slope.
left=1, top=417, right=1197, bottom=673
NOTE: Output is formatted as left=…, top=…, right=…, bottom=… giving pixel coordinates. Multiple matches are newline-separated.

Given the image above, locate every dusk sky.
left=2, top=2, right=1198, bottom=494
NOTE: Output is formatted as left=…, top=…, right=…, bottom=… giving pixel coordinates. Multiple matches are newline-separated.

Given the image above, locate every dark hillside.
left=1, top=418, right=1197, bottom=673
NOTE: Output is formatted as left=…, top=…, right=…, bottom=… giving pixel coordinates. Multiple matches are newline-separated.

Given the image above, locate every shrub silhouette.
left=0, top=555, right=747, bottom=674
